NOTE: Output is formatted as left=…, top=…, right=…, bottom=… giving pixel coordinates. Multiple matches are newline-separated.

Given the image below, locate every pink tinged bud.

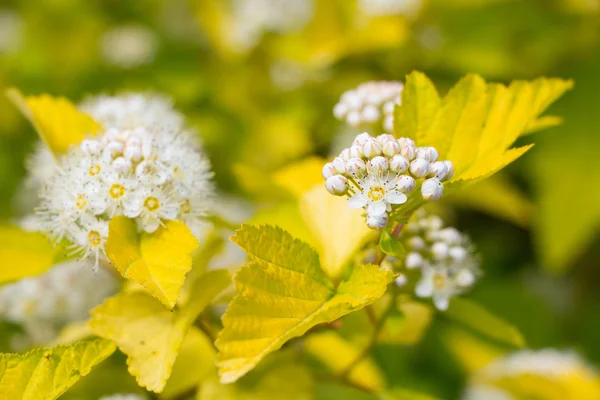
left=456, top=269, right=475, bottom=287
left=429, top=161, right=449, bottom=180
left=332, top=157, right=346, bottom=174
left=346, top=158, right=367, bottom=176
left=417, top=147, right=439, bottom=162
left=421, top=178, right=444, bottom=201
left=396, top=175, right=416, bottom=192
left=405, top=252, right=423, bottom=269
left=80, top=140, right=103, bottom=156
left=442, top=161, right=454, bottom=181
left=353, top=132, right=371, bottom=146
left=362, top=105, right=380, bottom=123
left=449, top=246, right=467, bottom=263
left=124, top=145, right=142, bottom=162
left=362, top=138, right=382, bottom=158
left=369, top=156, right=388, bottom=174
left=390, top=155, right=409, bottom=173
left=325, top=175, right=348, bottom=196
left=112, top=157, right=132, bottom=173
left=350, top=145, right=364, bottom=159
left=366, top=212, right=388, bottom=229
left=346, top=111, right=361, bottom=126
left=383, top=140, right=401, bottom=157
left=398, top=137, right=415, bottom=149
left=409, top=159, right=430, bottom=178
left=322, top=162, right=336, bottom=179
left=431, top=242, right=449, bottom=260
left=339, top=148, right=352, bottom=161
left=401, top=144, right=416, bottom=160
left=377, top=134, right=395, bottom=145
left=127, top=137, right=142, bottom=148
left=333, top=103, right=348, bottom=119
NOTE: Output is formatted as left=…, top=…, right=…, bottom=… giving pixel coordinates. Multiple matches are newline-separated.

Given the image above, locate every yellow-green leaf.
left=300, top=186, right=373, bottom=280
left=445, top=298, right=525, bottom=348
left=0, top=338, right=115, bottom=400
left=218, top=224, right=394, bottom=383
left=395, top=72, right=573, bottom=188
left=0, top=225, right=58, bottom=283
left=105, top=217, right=199, bottom=309
left=271, top=157, right=325, bottom=198
left=6, top=88, right=102, bottom=156
left=304, top=332, right=385, bottom=391
left=89, top=269, right=230, bottom=393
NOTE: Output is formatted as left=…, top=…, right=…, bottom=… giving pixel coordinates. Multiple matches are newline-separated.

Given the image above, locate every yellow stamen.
left=368, top=186, right=386, bottom=201
left=144, top=196, right=160, bottom=212
left=75, top=194, right=87, bottom=210
left=88, top=231, right=102, bottom=247
left=109, top=184, right=125, bottom=199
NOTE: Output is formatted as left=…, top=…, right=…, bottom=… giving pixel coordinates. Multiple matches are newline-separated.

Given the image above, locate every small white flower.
left=405, top=252, right=423, bottom=269
left=431, top=242, right=449, bottom=260
left=382, top=139, right=401, bottom=157
left=350, top=145, right=364, bottom=159
left=401, top=143, right=416, bottom=160
left=72, top=216, right=109, bottom=270
left=346, top=158, right=367, bottom=177
left=429, top=161, right=448, bottom=180
left=125, top=187, right=179, bottom=233
left=394, top=274, right=408, bottom=287
left=397, top=175, right=416, bottom=193
left=331, top=157, right=347, bottom=174
left=421, top=178, right=444, bottom=201
left=417, top=146, right=439, bottom=162
left=415, top=266, right=456, bottom=311
left=348, top=174, right=407, bottom=217
left=325, top=175, right=348, bottom=196
left=353, top=132, right=371, bottom=146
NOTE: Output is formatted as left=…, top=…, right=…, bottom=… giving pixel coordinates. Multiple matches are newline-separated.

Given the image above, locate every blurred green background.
left=1, top=0, right=600, bottom=398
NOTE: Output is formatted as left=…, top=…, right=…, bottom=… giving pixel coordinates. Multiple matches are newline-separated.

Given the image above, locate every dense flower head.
left=323, top=132, right=453, bottom=229
left=381, top=210, right=479, bottom=311
left=0, top=260, right=117, bottom=345
left=333, top=81, right=404, bottom=133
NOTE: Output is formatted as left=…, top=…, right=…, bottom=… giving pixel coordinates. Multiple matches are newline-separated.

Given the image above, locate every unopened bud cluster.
left=36, top=123, right=213, bottom=269
left=323, top=133, right=453, bottom=229
left=391, top=210, right=479, bottom=311
left=333, top=81, right=403, bottom=132
left=0, top=260, right=117, bottom=345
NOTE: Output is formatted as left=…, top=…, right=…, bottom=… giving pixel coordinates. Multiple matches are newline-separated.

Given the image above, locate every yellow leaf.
left=89, top=269, right=230, bottom=393
left=0, top=338, right=115, bottom=400
left=300, top=186, right=373, bottom=280
left=395, top=72, right=573, bottom=188
left=6, top=88, right=102, bottom=156
left=105, top=217, right=199, bottom=309
left=271, top=157, right=325, bottom=198
left=218, top=224, right=394, bottom=383
left=380, top=298, right=434, bottom=345
left=304, top=332, right=385, bottom=391
left=0, top=225, right=58, bottom=283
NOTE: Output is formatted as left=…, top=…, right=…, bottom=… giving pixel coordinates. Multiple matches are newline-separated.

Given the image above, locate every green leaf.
left=217, top=224, right=394, bottom=383
left=0, top=225, right=59, bottom=283
left=0, top=338, right=115, bottom=400
left=89, top=269, right=231, bottom=392
left=395, top=72, right=573, bottom=188
left=379, top=229, right=406, bottom=258
left=444, top=298, right=525, bottom=348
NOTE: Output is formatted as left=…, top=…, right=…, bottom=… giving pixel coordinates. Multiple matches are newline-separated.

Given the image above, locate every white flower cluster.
left=333, top=81, right=403, bottom=133
left=323, top=133, right=453, bottom=229
left=358, top=0, right=423, bottom=18
left=393, top=210, right=479, bottom=311
left=99, top=395, right=146, bottom=400
left=37, top=124, right=213, bottom=268
left=0, top=260, right=117, bottom=345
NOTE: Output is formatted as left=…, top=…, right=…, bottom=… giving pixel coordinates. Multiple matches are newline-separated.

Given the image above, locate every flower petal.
left=386, top=190, right=407, bottom=205
left=433, top=293, right=450, bottom=311
left=367, top=201, right=387, bottom=216
left=347, top=194, right=367, bottom=209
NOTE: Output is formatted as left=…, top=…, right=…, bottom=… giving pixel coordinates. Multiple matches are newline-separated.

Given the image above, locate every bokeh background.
left=1, top=0, right=600, bottom=399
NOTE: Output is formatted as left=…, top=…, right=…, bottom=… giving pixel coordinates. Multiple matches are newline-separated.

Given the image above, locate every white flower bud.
left=365, top=92, right=382, bottom=105
left=325, top=175, right=348, bottom=196
left=449, top=246, right=467, bottom=263
left=124, top=145, right=142, bottom=162
left=396, top=175, right=416, bottom=193
left=394, top=274, right=408, bottom=287
left=105, top=141, right=124, bottom=157
left=126, top=136, right=142, bottom=148
left=104, top=128, right=119, bottom=141
left=322, top=162, right=336, bottom=179
left=333, top=103, right=348, bottom=119
left=417, top=147, right=439, bottom=162
left=408, top=236, right=425, bottom=250
left=80, top=140, right=103, bottom=156
left=440, top=228, right=461, bottom=245
left=112, top=157, right=132, bottom=173
left=409, top=158, right=430, bottom=178
left=401, top=144, right=416, bottom=160
left=346, top=158, right=367, bottom=176
left=431, top=242, right=449, bottom=260
left=442, top=161, right=454, bottom=181
left=362, top=138, right=382, bottom=159
left=141, top=139, right=153, bottom=159
left=405, top=252, right=423, bottom=269
left=429, top=161, right=448, bottom=180
left=343, top=92, right=362, bottom=108
left=362, top=105, right=380, bottom=123
left=421, top=178, right=444, bottom=201
left=455, top=269, right=475, bottom=287
left=383, top=115, right=394, bottom=133
left=383, top=101, right=395, bottom=114
left=339, top=148, right=352, bottom=161
left=350, top=145, right=364, bottom=159
left=366, top=212, right=388, bottom=229
left=377, top=134, right=395, bottom=145
left=390, top=155, right=409, bottom=173
left=353, top=132, right=371, bottom=146
left=346, top=111, right=361, bottom=126
left=383, top=140, right=401, bottom=157
left=398, top=137, right=415, bottom=148
left=369, top=156, right=388, bottom=174
left=332, top=157, right=346, bottom=174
